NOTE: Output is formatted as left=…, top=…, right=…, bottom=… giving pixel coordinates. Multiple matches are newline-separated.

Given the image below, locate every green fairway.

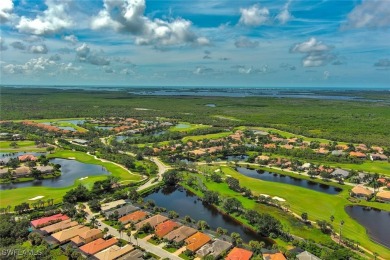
left=169, top=122, right=210, bottom=132
left=0, top=175, right=106, bottom=208
left=182, top=131, right=233, bottom=143
left=0, top=140, right=46, bottom=152
left=218, top=166, right=390, bottom=258
left=47, top=150, right=143, bottom=181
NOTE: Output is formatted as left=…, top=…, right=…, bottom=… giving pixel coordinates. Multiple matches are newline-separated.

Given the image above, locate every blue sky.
left=0, top=0, right=389, bottom=88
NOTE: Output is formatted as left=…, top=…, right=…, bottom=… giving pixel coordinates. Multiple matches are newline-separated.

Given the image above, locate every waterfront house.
left=104, top=204, right=139, bottom=219
left=331, top=168, right=349, bottom=179
left=185, top=232, right=212, bottom=252
left=196, top=239, right=232, bottom=258
left=225, top=247, right=253, bottom=260
left=296, top=251, right=321, bottom=260
left=119, top=210, right=148, bottom=225
left=376, top=191, right=390, bottom=203
left=18, top=154, right=38, bottom=162
left=370, top=154, right=388, bottom=161
left=101, top=199, right=127, bottom=212
left=135, top=214, right=168, bottom=230
left=350, top=186, right=373, bottom=200
left=163, top=225, right=198, bottom=243
left=263, top=252, right=287, bottom=260
left=13, top=166, right=31, bottom=177
left=155, top=220, right=181, bottom=238
left=349, top=151, right=366, bottom=159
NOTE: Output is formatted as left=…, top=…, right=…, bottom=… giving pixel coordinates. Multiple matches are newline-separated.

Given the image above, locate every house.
left=0, top=168, right=10, bottom=176
left=371, top=146, right=384, bottom=154
left=79, top=238, right=118, bottom=256
left=256, top=155, right=270, bottom=162
left=336, top=144, right=349, bottom=151
left=196, top=239, right=232, bottom=258
left=101, top=199, right=127, bottom=212
left=39, top=219, right=78, bottom=235
left=356, top=144, right=368, bottom=152
left=263, top=252, right=287, bottom=260
left=264, top=144, right=276, bottom=149
left=225, top=247, right=253, bottom=260
left=377, top=178, right=387, bottom=185
left=18, top=154, right=38, bottom=162
left=50, top=225, right=91, bottom=244
left=163, top=225, right=198, bottom=243
left=93, top=245, right=134, bottom=260
left=104, top=204, right=139, bottom=219
left=282, top=144, right=294, bottom=150
left=70, top=228, right=103, bottom=246
left=331, top=169, right=349, bottom=179
left=31, top=214, right=69, bottom=228
left=331, top=150, right=345, bottom=156
left=349, top=151, right=366, bottom=159
left=185, top=232, right=211, bottom=252
left=116, top=249, right=143, bottom=260
left=296, top=251, right=321, bottom=260
left=370, top=154, right=388, bottom=161
left=376, top=191, right=390, bottom=203
left=135, top=214, right=168, bottom=230
left=155, top=220, right=181, bottom=238
left=36, top=165, right=54, bottom=174
left=301, top=163, right=311, bottom=170
left=13, top=166, right=31, bottom=177
left=350, top=186, right=373, bottom=200
left=315, top=148, right=329, bottom=155
left=119, top=210, right=148, bottom=225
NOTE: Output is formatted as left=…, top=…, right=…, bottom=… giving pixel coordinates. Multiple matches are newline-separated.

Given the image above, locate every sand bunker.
left=29, top=196, right=44, bottom=201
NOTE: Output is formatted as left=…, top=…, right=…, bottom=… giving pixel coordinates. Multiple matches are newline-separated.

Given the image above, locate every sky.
left=0, top=0, right=389, bottom=88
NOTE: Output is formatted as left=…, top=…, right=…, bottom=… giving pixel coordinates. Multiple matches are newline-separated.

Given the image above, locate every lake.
left=144, top=186, right=273, bottom=245
left=0, top=158, right=110, bottom=189
left=236, top=167, right=342, bottom=194
left=345, top=206, right=390, bottom=249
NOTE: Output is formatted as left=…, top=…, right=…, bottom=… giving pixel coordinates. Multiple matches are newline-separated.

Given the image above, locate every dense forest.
left=1, top=87, right=390, bottom=146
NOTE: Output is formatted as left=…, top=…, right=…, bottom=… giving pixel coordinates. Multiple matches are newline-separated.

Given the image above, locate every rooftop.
left=296, top=251, right=321, bottom=260
left=225, top=247, right=253, bottom=260
left=119, top=210, right=148, bottom=224
left=155, top=220, right=181, bottom=238
left=51, top=225, right=90, bottom=243
left=39, top=219, right=78, bottom=234
left=263, top=252, right=287, bottom=260
left=93, top=244, right=134, bottom=260
left=185, top=232, right=211, bottom=252
left=101, top=199, right=127, bottom=212
left=79, top=237, right=118, bottom=255
left=163, top=225, right=198, bottom=243
left=376, top=190, right=390, bottom=200
left=31, top=214, right=69, bottom=228
left=135, top=214, right=168, bottom=230
left=351, top=186, right=373, bottom=196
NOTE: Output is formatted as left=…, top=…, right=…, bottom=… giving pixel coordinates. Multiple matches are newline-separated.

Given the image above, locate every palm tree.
left=118, top=222, right=125, bottom=239
left=339, top=220, right=344, bottom=245
left=330, top=215, right=335, bottom=223
left=90, top=216, right=97, bottom=228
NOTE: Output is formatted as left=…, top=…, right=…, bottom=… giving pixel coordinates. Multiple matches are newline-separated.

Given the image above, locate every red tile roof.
left=79, top=238, right=118, bottom=255
left=155, top=220, right=180, bottom=238
left=185, top=232, right=211, bottom=252
left=225, top=247, right=253, bottom=260
left=31, top=214, right=69, bottom=228
left=18, top=154, right=38, bottom=161
left=119, top=210, right=148, bottom=224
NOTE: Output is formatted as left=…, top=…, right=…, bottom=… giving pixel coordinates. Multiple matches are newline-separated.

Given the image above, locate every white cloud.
left=239, top=4, right=269, bottom=27
left=374, top=58, right=390, bottom=67
left=29, top=44, right=49, bottom=54
left=91, top=0, right=208, bottom=46
left=342, top=0, right=390, bottom=29
left=64, top=35, right=78, bottom=44
left=11, top=41, right=27, bottom=50
left=234, top=37, right=259, bottom=48
left=276, top=1, right=293, bottom=25
left=16, top=0, right=73, bottom=35
left=290, top=38, right=335, bottom=67
left=75, top=43, right=110, bottom=66
left=193, top=66, right=214, bottom=75
left=238, top=66, right=253, bottom=74
left=323, top=71, right=330, bottom=80
left=0, top=0, right=13, bottom=23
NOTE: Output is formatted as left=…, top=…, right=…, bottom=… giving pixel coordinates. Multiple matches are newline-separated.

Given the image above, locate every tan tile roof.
left=93, top=245, right=134, bottom=260
left=376, top=191, right=390, bottom=200
left=135, top=214, right=168, bottom=230
left=79, top=238, right=118, bottom=255
left=39, top=219, right=78, bottom=234
left=163, top=225, right=197, bottom=242
left=119, top=210, right=148, bottom=224
left=51, top=225, right=90, bottom=243
left=351, top=186, right=373, bottom=196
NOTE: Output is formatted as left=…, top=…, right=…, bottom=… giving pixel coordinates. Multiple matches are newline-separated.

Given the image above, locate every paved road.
left=97, top=219, right=182, bottom=260
left=137, top=157, right=172, bottom=192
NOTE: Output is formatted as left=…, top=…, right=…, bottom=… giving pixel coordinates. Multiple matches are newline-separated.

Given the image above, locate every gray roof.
left=331, top=150, right=345, bottom=156
left=104, top=204, right=139, bottom=218
left=117, top=249, right=143, bottom=260
left=164, top=225, right=198, bottom=243
left=331, top=168, right=349, bottom=178
left=296, top=251, right=321, bottom=260
left=196, top=239, right=232, bottom=257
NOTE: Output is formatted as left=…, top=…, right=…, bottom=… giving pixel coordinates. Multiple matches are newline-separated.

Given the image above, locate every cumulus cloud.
left=16, top=0, right=73, bottom=35
left=374, top=58, right=390, bottom=67
left=11, top=41, right=26, bottom=50
left=0, top=37, right=7, bottom=51
left=342, top=0, right=390, bottom=29
left=193, top=66, right=214, bottom=75
left=234, top=37, right=259, bottom=48
left=64, top=35, right=78, bottom=44
left=91, top=0, right=209, bottom=46
left=239, top=4, right=269, bottom=26
left=0, top=0, right=13, bottom=23
left=29, top=44, right=49, bottom=54
left=276, top=0, right=293, bottom=24
left=290, top=38, right=335, bottom=67
left=75, top=43, right=110, bottom=66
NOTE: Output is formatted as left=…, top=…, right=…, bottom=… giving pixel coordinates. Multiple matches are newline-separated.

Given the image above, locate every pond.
left=95, top=126, right=114, bottom=130
left=152, top=130, right=166, bottom=136
left=236, top=167, right=342, bottom=195
left=144, top=186, right=273, bottom=245
left=58, top=126, right=76, bottom=131
left=0, top=158, right=110, bottom=189
left=115, top=136, right=128, bottom=142
left=225, top=155, right=249, bottom=161
left=345, top=206, right=390, bottom=248
left=58, top=119, right=85, bottom=125
left=205, top=104, right=216, bottom=107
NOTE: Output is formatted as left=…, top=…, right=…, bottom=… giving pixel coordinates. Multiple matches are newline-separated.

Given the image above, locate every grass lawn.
left=148, top=237, right=161, bottom=245
left=0, top=140, right=46, bottom=152
left=0, top=175, right=106, bottom=208
left=325, top=161, right=390, bottom=177
left=217, top=166, right=390, bottom=258
left=52, top=121, right=88, bottom=132
left=169, top=122, right=210, bottom=132
left=182, top=131, right=233, bottom=143
left=163, top=246, right=179, bottom=253
left=47, top=149, right=143, bottom=181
